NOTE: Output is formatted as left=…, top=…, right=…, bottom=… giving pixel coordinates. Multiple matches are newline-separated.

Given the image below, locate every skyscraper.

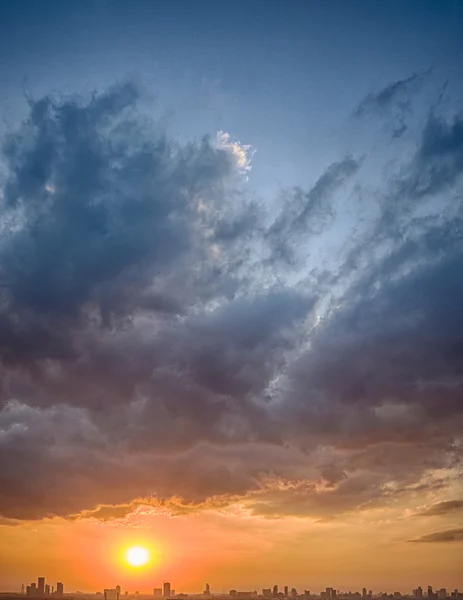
left=273, top=586, right=278, bottom=597
left=163, top=583, right=171, bottom=598
left=38, top=579, right=45, bottom=596
left=56, top=583, right=64, bottom=596
left=45, top=586, right=50, bottom=596
left=284, top=587, right=288, bottom=597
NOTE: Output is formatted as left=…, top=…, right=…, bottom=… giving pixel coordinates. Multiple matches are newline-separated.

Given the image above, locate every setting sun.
left=125, top=546, right=150, bottom=568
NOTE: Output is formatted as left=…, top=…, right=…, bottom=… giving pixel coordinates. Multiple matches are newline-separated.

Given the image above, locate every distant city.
left=4, top=579, right=461, bottom=600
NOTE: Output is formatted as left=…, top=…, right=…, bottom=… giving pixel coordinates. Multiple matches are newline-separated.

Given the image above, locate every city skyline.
left=8, top=577, right=463, bottom=598
left=0, top=0, right=462, bottom=594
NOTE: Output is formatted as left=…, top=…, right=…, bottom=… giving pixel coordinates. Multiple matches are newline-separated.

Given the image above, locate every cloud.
left=354, top=71, right=430, bottom=117
left=266, top=156, right=360, bottom=263
left=400, top=111, right=463, bottom=198
left=414, top=500, right=463, bottom=517
left=353, top=70, right=432, bottom=138
left=1, top=76, right=463, bottom=524
left=409, top=528, right=463, bottom=543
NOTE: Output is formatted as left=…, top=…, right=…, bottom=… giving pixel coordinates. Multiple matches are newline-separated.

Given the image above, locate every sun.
left=125, top=546, right=150, bottom=567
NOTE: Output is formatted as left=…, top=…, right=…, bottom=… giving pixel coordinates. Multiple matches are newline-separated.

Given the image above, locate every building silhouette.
left=163, top=583, right=171, bottom=598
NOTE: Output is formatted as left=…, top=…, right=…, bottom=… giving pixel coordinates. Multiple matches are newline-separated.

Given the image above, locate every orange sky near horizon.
left=1, top=501, right=462, bottom=595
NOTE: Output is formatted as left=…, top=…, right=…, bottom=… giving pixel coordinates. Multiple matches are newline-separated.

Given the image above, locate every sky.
left=0, top=0, right=463, bottom=594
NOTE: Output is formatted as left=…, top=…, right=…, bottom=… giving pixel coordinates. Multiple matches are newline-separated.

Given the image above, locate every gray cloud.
left=266, top=156, right=360, bottom=263
left=353, top=70, right=433, bottom=139
left=415, top=500, right=463, bottom=517
left=1, top=76, right=463, bottom=523
left=409, top=528, right=463, bottom=543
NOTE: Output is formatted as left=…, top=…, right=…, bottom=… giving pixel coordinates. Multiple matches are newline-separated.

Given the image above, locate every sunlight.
left=125, top=546, right=150, bottom=568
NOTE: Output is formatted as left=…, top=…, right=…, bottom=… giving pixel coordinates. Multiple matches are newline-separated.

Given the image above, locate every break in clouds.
left=0, top=75, right=462, bottom=525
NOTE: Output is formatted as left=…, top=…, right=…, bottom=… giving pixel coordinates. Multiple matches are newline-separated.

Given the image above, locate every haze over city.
left=0, top=0, right=462, bottom=596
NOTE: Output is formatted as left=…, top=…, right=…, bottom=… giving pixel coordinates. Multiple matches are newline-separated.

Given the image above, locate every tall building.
left=263, top=590, right=272, bottom=597
left=363, top=590, right=367, bottom=599
left=154, top=590, right=162, bottom=597
left=204, top=584, right=211, bottom=597
left=38, top=578, right=45, bottom=597
left=56, top=583, right=64, bottom=596
left=291, top=590, right=297, bottom=598
left=284, top=588, right=289, bottom=598
left=104, top=590, right=118, bottom=600
left=45, top=586, right=50, bottom=596
left=273, top=586, right=278, bottom=597
left=163, top=582, right=171, bottom=598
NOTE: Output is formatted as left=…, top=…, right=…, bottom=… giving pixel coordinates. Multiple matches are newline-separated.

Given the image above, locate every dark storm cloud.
left=409, top=528, right=463, bottom=543
left=1, top=76, right=463, bottom=523
left=415, top=500, right=463, bottom=517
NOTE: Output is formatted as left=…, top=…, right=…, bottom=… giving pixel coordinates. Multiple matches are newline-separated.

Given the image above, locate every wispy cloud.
left=409, top=528, right=463, bottom=543
left=414, top=500, right=463, bottom=517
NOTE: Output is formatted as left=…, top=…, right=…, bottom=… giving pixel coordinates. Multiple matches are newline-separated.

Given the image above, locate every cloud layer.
left=0, top=77, right=462, bottom=526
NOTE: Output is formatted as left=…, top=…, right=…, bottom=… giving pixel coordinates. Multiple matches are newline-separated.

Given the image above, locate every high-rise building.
left=429, top=588, right=434, bottom=598
left=56, top=583, right=64, bottom=596
left=104, top=590, right=118, bottom=600
left=163, top=582, right=171, bottom=598
left=154, top=590, right=163, bottom=597
left=204, top=584, right=211, bottom=597
left=45, top=586, right=50, bottom=596
left=38, top=578, right=45, bottom=597
left=291, top=589, right=297, bottom=598
left=438, top=591, right=447, bottom=600
left=273, top=586, right=278, bottom=597
left=284, top=588, right=289, bottom=597
left=263, top=590, right=272, bottom=597
left=363, top=590, right=367, bottom=598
